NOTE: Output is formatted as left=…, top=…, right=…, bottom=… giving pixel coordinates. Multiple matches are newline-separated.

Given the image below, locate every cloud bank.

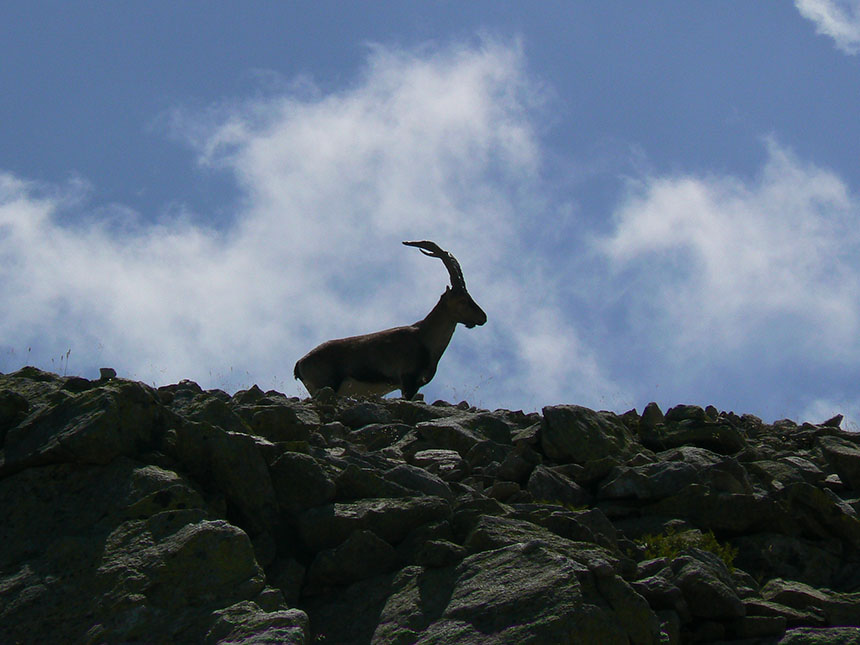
left=596, top=140, right=860, bottom=420
left=795, top=0, right=860, bottom=54
left=0, top=39, right=612, bottom=410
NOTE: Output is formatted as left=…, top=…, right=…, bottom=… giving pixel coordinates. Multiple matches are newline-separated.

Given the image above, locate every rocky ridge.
left=3, top=367, right=860, bottom=643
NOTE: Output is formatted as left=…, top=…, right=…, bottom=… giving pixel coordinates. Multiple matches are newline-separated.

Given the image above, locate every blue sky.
left=2, top=2, right=860, bottom=424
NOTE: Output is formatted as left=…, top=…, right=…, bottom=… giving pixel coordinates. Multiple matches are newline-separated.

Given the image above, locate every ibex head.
left=403, top=240, right=487, bottom=329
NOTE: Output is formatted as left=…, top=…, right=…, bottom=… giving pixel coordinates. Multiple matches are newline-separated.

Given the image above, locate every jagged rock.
left=641, top=416, right=747, bottom=455
left=374, top=540, right=660, bottom=644
left=0, top=388, right=28, bottom=443
left=0, top=458, right=273, bottom=644
left=334, top=463, right=411, bottom=500
left=269, top=451, right=336, bottom=511
left=306, top=529, right=398, bottom=588
left=762, top=578, right=860, bottom=627
left=744, top=598, right=826, bottom=628
left=5, top=368, right=860, bottom=643
left=384, top=463, right=454, bottom=500
left=296, top=496, right=452, bottom=551
left=819, top=434, right=860, bottom=490
left=1, top=378, right=165, bottom=476
left=205, top=601, right=309, bottom=644
left=526, top=464, right=589, bottom=506
left=238, top=404, right=320, bottom=443
left=733, top=533, right=843, bottom=589
left=348, top=422, right=412, bottom=450
left=415, top=419, right=483, bottom=456
left=336, top=401, right=393, bottom=428
left=464, top=439, right=510, bottom=469
left=670, top=549, right=745, bottom=619
left=162, top=421, right=278, bottom=535
left=598, top=446, right=751, bottom=501
left=541, top=405, right=634, bottom=463
left=779, top=626, right=860, bottom=644
left=496, top=442, right=541, bottom=483
left=639, top=401, right=664, bottom=432
left=646, top=484, right=782, bottom=533
left=411, top=448, right=469, bottom=481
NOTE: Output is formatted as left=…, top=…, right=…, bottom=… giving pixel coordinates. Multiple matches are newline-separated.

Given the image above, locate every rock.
left=334, top=463, right=411, bottom=500
left=411, top=448, right=469, bottom=481
left=348, top=423, right=412, bottom=450
left=306, top=529, right=397, bottom=588
left=541, top=405, right=634, bottom=464
left=1, top=379, right=165, bottom=476
left=0, top=458, right=269, bottom=644
left=762, top=578, right=860, bottom=627
left=415, top=419, right=484, bottom=456
left=99, top=367, right=117, bottom=380
left=205, top=601, right=310, bottom=644
left=296, top=496, right=452, bottom=551
left=269, top=451, right=336, bottom=511
left=671, top=549, right=745, bottom=619
left=819, top=435, right=860, bottom=490
left=665, top=404, right=708, bottom=424
left=779, top=626, right=860, bottom=644
left=162, top=421, right=278, bottom=535
left=336, top=401, right=393, bottom=428
left=238, top=404, right=320, bottom=442
left=642, top=418, right=747, bottom=454
left=527, top=464, right=589, bottom=507
left=374, top=541, right=660, bottom=644
left=0, top=388, right=28, bottom=442
left=733, top=533, right=842, bottom=589
left=384, top=463, right=454, bottom=500
left=6, top=368, right=860, bottom=643
left=639, top=401, right=664, bottom=432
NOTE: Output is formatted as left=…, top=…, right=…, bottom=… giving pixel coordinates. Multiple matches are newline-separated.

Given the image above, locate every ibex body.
left=294, top=241, right=486, bottom=400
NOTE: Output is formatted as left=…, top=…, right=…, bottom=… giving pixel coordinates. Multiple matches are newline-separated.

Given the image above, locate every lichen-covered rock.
left=296, top=496, right=452, bottom=551
left=5, top=368, right=860, bottom=643
left=819, top=434, right=860, bottom=490
left=779, top=626, right=860, bottom=644
left=306, top=529, right=397, bottom=588
left=670, top=550, right=745, bottom=620
left=541, top=405, right=634, bottom=464
left=1, top=378, right=165, bottom=476
left=374, top=541, right=660, bottom=644
left=162, top=421, right=278, bottom=535
left=205, top=601, right=309, bottom=644
left=598, top=446, right=751, bottom=501
left=269, top=451, right=336, bottom=511
left=526, top=463, right=589, bottom=506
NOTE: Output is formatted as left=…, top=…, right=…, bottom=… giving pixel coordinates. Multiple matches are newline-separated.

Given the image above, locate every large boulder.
left=374, top=540, right=660, bottom=644
left=541, top=405, right=634, bottom=464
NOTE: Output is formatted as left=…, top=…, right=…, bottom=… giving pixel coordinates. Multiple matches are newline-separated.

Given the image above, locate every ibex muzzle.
left=294, top=241, right=486, bottom=400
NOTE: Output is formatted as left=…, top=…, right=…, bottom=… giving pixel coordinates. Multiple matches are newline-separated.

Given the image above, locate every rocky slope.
left=3, top=367, right=860, bottom=644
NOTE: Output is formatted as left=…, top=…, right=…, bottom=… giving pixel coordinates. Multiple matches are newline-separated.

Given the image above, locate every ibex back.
left=294, top=241, right=487, bottom=400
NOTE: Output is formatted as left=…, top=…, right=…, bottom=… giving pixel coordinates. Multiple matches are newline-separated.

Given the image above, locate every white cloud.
left=0, top=38, right=619, bottom=411
left=795, top=0, right=860, bottom=54
left=596, top=140, right=860, bottom=419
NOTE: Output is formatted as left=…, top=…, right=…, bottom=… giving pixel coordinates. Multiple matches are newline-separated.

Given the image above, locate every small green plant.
left=638, top=526, right=738, bottom=571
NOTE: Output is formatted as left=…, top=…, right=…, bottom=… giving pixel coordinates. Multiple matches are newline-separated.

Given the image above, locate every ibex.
left=294, top=241, right=487, bottom=400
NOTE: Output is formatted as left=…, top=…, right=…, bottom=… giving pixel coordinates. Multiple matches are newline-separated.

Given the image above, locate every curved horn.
left=403, top=240, right=467, bottom=291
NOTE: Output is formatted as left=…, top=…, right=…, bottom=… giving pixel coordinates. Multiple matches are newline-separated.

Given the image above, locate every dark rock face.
left=3, top=371, right=860, bottom=644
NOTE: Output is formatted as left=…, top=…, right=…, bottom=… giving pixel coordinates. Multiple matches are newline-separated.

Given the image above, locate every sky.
left=2, top=2, right=860, bottom=425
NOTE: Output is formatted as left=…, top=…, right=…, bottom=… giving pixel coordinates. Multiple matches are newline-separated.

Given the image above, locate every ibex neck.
left=417, top=296, right=457, bottom=359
